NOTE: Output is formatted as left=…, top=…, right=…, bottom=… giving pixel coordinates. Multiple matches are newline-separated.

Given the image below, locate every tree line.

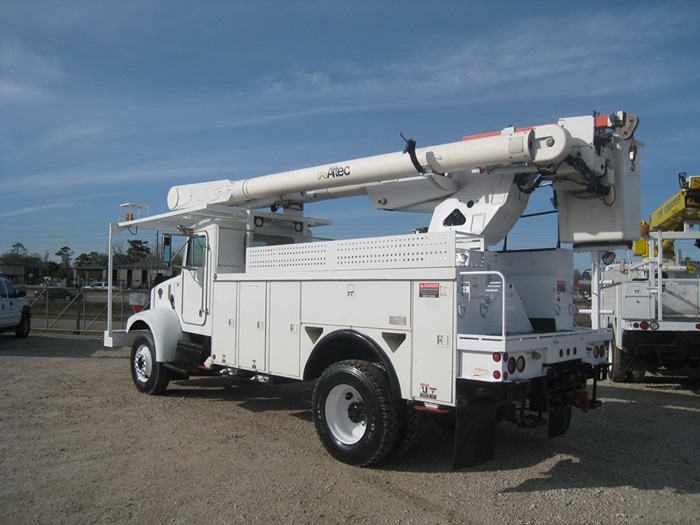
left=2, top=240, right=154, bottom=284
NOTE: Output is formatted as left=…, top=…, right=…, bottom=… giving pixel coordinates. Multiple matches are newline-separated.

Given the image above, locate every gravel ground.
left=0, top=333, right=698, bottom=525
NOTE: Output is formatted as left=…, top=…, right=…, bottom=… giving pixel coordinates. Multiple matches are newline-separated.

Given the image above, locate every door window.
left=4, top=280, right=16, bottom=297
left=186, top=236, right=207, bottom=267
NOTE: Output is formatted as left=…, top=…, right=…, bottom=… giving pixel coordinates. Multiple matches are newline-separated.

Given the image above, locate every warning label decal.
left=419, top=282, right=440, bottom=298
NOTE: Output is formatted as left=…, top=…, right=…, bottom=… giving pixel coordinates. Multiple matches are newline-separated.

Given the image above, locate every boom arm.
left=166, top=111, right=640, bottom=246
left=168, top=123, right=571, bottom=210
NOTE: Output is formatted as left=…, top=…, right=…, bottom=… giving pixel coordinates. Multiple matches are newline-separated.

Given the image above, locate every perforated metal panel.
left=246, top=232, right=457, bottom=272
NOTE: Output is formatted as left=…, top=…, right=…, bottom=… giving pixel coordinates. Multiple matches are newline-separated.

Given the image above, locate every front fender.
left=127, top=308, right=184, bottom=363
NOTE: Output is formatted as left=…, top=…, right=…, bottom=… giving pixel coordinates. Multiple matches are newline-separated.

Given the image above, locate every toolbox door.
left=238, top=282, right=267, bottom=372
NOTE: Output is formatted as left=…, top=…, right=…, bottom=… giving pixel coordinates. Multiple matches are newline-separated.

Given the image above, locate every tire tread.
left=313, top=359, right=399, bottom=467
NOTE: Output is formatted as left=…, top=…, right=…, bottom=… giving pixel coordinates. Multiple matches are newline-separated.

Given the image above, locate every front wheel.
left=131, top=333, right=169, bottom=395
left=14, top=314, right=30, bottom=338
left=312, top=360, right=399, bottom=467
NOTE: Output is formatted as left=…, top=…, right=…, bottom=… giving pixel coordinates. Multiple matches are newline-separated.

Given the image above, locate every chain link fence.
left=28, top=287, right=146, bottom=334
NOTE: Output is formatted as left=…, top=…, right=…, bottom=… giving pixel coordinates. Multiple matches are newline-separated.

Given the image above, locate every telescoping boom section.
left=106, top=111, right=640, bottom=468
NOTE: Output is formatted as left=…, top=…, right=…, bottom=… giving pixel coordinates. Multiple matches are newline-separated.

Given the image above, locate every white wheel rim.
left=325, top=384, right=367, bottom=445
left=133, top=345, right=153, bottom=383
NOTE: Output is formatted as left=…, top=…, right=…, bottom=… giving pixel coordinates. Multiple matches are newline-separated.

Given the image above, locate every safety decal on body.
left=419, top=282, right=440, bottom=298
left=419, top=383, right=437, bottom=400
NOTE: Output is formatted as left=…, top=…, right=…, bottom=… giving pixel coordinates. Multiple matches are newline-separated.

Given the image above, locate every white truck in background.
left=105, top=110, right=641, bottom=468
left=0, top=277, right=31, bottom=338
left=600, top=173, right=700, bottom=381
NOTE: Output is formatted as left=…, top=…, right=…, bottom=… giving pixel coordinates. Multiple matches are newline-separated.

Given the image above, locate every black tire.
left=130, top=333, right=169, bottom=395
left=611, top=345, right=646, bottom=383
left=392, top=403, right=423, bottom=456
left=610, top=346, right=627, bottom=383
left=312, top=360, right=399, bottom=467
left=14, top=314, right=30, bottom=339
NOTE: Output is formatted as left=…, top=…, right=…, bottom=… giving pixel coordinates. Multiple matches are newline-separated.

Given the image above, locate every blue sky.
left=2, top=1, right=700, bottom=267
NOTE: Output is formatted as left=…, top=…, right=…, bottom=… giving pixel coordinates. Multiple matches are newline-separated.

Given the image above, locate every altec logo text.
left=317, top=165, right=351, bottom=180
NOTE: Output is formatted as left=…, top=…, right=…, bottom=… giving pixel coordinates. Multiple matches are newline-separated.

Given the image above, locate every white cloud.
left=1, top=156, right=237, bottom=195
left=253, top=9, right=696, bottom=108
left=0, top=202, right=72, bottom=218
left=0, top=38, right=64, bottom=105
left=39, top=123, right=111, bottom=147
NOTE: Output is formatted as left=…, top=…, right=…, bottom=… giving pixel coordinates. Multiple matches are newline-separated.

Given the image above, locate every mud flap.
left=547, top=404, right=572, bottom=438
left=452, top=398, right=496, bottom=470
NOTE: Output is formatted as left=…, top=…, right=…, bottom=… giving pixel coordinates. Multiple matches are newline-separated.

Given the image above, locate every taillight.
left=493, top=370, right=501, bottom=380
left=492, top=353, right=502, bottom=362
left=640, top=321, right=650, bottom=330
left=516, top=356, right=526, bottom=372
left=507, top=357, right=516, bottom=374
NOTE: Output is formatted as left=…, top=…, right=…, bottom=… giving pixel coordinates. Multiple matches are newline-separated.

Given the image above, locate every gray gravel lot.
left=1, top=333, right=698, bottom=524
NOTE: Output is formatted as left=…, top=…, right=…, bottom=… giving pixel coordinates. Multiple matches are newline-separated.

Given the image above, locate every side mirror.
left=162, top=234, right=172, bottom=265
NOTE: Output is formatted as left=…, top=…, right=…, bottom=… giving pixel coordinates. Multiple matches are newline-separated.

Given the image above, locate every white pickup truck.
left=0, top=277, right=31, bottom=338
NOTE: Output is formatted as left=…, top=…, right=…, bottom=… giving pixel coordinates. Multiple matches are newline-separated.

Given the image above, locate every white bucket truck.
left=105, top=110, right=641, bottom=468
left=600, top=173, right=700, bottom=381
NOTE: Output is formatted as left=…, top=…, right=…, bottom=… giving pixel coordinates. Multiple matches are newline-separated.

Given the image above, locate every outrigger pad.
left=452, top=399, right=497, bottom=470
left=547, top=404, right=572, bottom=438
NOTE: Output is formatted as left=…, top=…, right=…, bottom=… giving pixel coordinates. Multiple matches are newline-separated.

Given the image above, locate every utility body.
left=600, top=174, right=700, bottom=381
left=105, top=111, right=641, bottom=468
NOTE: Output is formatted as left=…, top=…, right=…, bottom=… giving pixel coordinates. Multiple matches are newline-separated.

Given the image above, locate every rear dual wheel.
left=610, top=346, right=627, bottom=383
left=611, top=346, right=645, bottom=383
left=312, top=360, right=400, bottom=466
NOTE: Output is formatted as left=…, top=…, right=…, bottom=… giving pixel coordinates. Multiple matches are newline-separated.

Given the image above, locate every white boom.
left=166, top=111, right=640, bottom=247
left=167, top=124, right=570, bottom=211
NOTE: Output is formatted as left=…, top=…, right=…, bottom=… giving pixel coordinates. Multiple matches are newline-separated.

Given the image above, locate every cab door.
left=181, top=234, right=209, bottom=326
